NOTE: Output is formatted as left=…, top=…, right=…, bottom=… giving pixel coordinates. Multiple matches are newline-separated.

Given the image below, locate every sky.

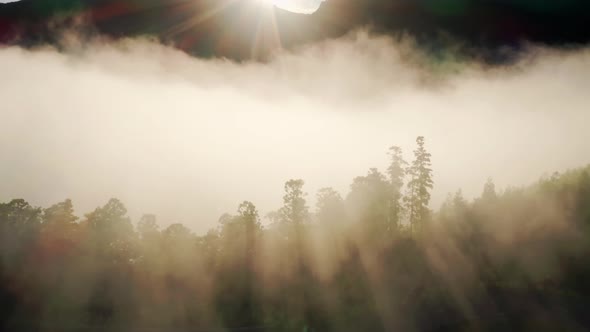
left=1, top=32, right=589, bottom=233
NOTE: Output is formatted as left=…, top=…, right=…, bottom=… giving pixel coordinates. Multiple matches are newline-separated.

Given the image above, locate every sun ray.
left=164, top=0, right=239, bottom=38
left=251, top=3, right=282, bottom=60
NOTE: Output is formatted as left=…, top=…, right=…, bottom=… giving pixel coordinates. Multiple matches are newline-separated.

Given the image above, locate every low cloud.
left=1, top=32, right=589, bottom=232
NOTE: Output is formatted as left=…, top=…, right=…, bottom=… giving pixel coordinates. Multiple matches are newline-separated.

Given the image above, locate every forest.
left=1, top=136, right=590, bottom=332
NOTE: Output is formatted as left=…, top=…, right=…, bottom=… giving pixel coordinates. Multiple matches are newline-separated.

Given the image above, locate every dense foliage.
left=1, top=137, right=590, bottom=332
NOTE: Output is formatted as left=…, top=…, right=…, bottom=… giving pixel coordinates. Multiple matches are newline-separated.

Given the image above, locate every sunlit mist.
left=0, top=32, right=589, bottom=232
left=1, top=0, right=590, bottom=328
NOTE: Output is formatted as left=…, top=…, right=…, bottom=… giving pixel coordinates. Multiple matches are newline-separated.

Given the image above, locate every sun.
left=256, top=0, right=325, bottom=14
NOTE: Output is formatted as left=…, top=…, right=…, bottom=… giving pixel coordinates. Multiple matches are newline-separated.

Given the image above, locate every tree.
left=216, top=202, right=263, bottom=327
left=347, top=168, right=391, bottom=240
left=135, top=214, right=161, bottom=276
left=275, top=180, right=313, bottom=328
left=439, top=190, right=467, bottom=223
left=162, top=223, right=193, bottom=265
left=387, top=146, right=407, bottom=230
left=83, top=198, right=136, bottom=263
left=0, top=199, right=42, bottom=265
left=0, top=199, right=43, bottom=332
left=316, top=187, right=345, bottom=225
left=163, top=223, right=191, bottom=240
left=219, top=201, right=262, bottom=258
left=43, top=199, right=78, bottom=226
left=237, top=201, right=262, bottom=256
left=81, top=199, right=137, bottom=325
left=137, top=214, right=159, bottom=241
left=405, top=136, right=434, bottom=231
left=453, top=189, right=467, bottom=210
left=279, top=179, right=309, bottom=226
left=39, top=199, right=80, bottom=259
left=0, top=199, right=42, bottom=231
left=481, top=178, right=497, bottom=202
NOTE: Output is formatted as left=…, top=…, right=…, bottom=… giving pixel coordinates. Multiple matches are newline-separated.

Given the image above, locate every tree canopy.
left=1, top=136, right=590, bottom=332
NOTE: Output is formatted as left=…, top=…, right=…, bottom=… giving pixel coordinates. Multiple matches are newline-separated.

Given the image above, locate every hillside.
left=1, top=0, right=590, bottom=62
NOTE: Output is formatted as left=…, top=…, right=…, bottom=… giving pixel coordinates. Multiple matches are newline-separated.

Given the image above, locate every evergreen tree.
left=387, top=146, right=407, bottom=230
left=279, top=179, right=309, bottom=226
left=405, top=136, right=433, bottom=231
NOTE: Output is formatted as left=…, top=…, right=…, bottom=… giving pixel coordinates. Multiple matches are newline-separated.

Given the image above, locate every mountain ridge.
left=1, top=0, right=589, bottom=62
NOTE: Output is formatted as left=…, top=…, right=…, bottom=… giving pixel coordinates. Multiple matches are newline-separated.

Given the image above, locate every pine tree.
left=387, top=146, right=407, bottom=230
left=404, top=136, right=434, bottom=231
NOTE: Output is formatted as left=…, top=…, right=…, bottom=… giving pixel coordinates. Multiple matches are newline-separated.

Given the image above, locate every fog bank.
left=1, top=32, right=589, bottom=232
